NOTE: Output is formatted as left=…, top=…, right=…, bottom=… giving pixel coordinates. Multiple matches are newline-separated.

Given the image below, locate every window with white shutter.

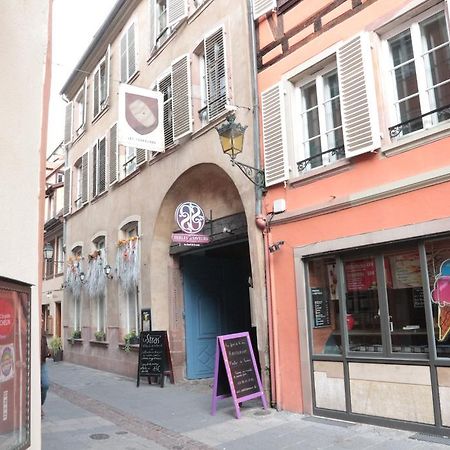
left=153, top=0, right=170, bottom=48
left=204, top=28, right=227, bottom=121
left=93, top=46, right=111, bottom=119
left=92, top=137, right=107, bottom=198
left=92, top=142, right=98, bottom=198
left=81, top=152, right=89, bottom=205
left=382, top=6, right=450, bottom=140
left=252, top=0, right=276, bottom=19
left=120, top=23, right=137, bottom=82
left=73, top=79, right=87, bottom=137
left=136, top=148, right=148, bottom=167
left=109, top=124, right=118, bottom=186
left=261, top=83, right=289, bottom=186
left=172, top=54, right=192, bottom=140
left=63, top=168, right=71, bottom=216
left=64, top=102, right=73, bottom=146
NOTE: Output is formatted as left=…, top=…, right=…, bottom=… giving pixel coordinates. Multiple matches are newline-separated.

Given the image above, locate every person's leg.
left=41, top=363, right=49, bottom=406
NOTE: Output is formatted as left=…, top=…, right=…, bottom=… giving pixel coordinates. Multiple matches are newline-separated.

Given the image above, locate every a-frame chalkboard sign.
left=137, top=331, right=174, bottom=387
left=211, top=332, right=268, bottom=418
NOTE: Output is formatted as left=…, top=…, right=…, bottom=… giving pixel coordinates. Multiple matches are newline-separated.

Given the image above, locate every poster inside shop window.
left=0, top=281, right=31, bottom=450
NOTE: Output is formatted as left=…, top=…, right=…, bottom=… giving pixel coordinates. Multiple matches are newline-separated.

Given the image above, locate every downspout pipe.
left=246, top=0, right=279, bottom=408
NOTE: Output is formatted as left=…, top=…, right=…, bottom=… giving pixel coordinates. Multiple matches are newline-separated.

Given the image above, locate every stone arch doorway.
left=150, top=163, right=253, bottom=379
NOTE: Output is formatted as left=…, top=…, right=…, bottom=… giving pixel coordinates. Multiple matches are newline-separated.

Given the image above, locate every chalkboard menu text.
left=211, top=332, right=267, bottom=419
left=312, top=288, right=331, bottom=328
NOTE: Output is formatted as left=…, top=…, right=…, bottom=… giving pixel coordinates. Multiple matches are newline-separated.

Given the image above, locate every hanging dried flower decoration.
left=65, top=255, right=83, bottom=299
left=116, top=236, right=140, bottom=292
left=86, top=249, right=106, bottom=298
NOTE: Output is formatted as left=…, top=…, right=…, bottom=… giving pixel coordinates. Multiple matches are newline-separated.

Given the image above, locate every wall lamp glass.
left=216, top=113, right=265, bottom=189
left=104, top=264, right=113, bottom=279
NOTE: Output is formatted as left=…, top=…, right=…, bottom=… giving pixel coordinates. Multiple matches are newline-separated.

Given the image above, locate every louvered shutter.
left=92, top=143, right=98, bottom=198
left=261, top=83, right=289, bottom=186
left=205, top=28, right=227, bottom=120
left=337, top=33, right=380, bottom=157
left=81, top=153, right=88, bottom=204
left=128, top=23, right=136, bottom=79
left=252, top=0, right=276, bottom=19
left=63, top=168, right=71, bottom=216
left=98, top=137, right=106, bottom=193
left=159, top=75, right=174, bottom=147
left=64, top=102, right=73, bottom=145
left=93, top=70, right=99, bottom=117
left=120, top=33, right=127, bottom=82
left=105, top=45, right=111, bottom=107
left=109, top=124, right=118, bottom=185
left=172, top=54, right=192, bottom=140
left=82, top=78, right=87, bottom=127
left=136, top=148, right=147, bottom=167
left=167, top=0, right=187, bottom=28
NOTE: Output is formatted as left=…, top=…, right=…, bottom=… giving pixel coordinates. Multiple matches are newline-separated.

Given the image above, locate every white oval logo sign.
left=175, top=202, right=206, bottom=234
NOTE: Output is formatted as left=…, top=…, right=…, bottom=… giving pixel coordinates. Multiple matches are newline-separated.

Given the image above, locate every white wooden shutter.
left=92, top=143, right=98, bottom=198
left=261, top=83, right=289, bottom=186
left=109, top=124, right=119, bottom=186
left=172, top=54, right=192, bottom=140
left=93, top=70, right=99, bottom=117
left=63, top=168, right=71, bottom=216
left=64, top=102, right=73, bottom=145
left=120, top=33, right=127, bottom=82
left=167, top=0, right=187, bottom=28
left=128, top=23, right=136, bottom=79
left=337, top=33, right=380, bottom=157
left=253, top=0, right=276, bottom=19
left=136, top=148, right=148, bottom=167
left=81, top=152, right=89, bottom=204
left=82, top=77, right=87, bottom=127
left=105, top=45, right=111, bottom=107
left=205, top=28, right=227, bottom=120
left=98, top=137, right=106, bottom=193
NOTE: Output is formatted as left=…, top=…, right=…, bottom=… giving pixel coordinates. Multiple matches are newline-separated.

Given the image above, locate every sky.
left=47, top=0, right=117, bottom=154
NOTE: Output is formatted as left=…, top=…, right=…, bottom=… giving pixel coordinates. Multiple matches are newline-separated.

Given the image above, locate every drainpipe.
left=246, top=0, right=279, bottom=408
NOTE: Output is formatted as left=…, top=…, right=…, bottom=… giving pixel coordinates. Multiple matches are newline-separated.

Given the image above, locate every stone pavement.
left=42, top=360, right=450, bottom=449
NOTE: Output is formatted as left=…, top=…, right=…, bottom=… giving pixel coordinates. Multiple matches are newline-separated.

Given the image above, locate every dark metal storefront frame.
left=304, top=239, right=450, bottom=436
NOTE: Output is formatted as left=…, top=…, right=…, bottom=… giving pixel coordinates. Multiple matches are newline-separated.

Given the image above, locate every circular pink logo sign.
left=175, top=202, right=206, bottom=234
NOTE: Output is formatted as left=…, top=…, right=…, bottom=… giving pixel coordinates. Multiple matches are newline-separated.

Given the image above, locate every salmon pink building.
left=255, top=0, right=450, bottom=434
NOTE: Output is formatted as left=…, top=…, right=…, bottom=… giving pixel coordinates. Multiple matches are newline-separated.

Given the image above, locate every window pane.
left=344, top=258, right=382, bottom=352
left=422, top=13, right=448, bottom=50
left=398, top=95, right=423, bottom=132
left=384, top=249, right=428, bottom=353
left=394, top=62, right=419, bottom=100
left=426, top=238, right=450, bottom=358
left=390, top=30, right=414, bottom=66
left=303, top=83, right=318, bottom=110
left=306, top=137, right=322, bottom=168
left=308, top=258, right=341, bottom=355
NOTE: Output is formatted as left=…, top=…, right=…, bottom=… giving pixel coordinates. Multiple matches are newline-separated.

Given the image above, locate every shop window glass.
left=344, top=257, right=382, bottom=352
left=426, top=238, right=450, bottom=358
left=384, top=248, right=428, bottom=353
left=308, top=258, right=341, bottom=355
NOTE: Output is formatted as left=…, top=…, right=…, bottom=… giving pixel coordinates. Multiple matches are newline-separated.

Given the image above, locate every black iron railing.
left=388, top=103, right=450, bottom=138
left=297, top=145, right=345, bottom=173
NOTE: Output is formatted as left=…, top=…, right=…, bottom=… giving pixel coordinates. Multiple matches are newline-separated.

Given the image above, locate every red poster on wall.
left=344, top=259, right=377, bottom=291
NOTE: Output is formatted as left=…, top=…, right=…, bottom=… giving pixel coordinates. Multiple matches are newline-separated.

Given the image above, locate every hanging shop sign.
left=118, top=84, right=164, bottom=152
left=211, top=332, right=267, bottom=419
left=172, top=201, right=210, bottom=246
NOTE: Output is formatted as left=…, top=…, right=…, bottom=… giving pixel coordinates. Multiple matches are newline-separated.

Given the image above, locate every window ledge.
left=67, top=338, right=83, bottom=345
left=147, top=143, right=180, bottom=167
left=90, top=189, right=108, bottom=205
left=118, top=343, right=139, bottom=353
left=191, top=110, right=230, bottom=140
left=289, top=158, right=352, bottom=188
left=92, top=104, right=110, bottom=125
left=89, top=340, right=109, bottom=347
left=188, top=0, right=214, bottom=24
left=69, top=203, right=87, bottom=218
left=147, top=20, right=187, bottom=65
left=116, top=167, right=142, bottom=186
left=72, top=128, right=86, bottom=145
left=383, top=122, right=450, bottom=158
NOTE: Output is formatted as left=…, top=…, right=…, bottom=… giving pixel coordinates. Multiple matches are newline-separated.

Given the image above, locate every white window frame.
left=73, top=81, right=86, bottom=137
left=92, top=136, right=107, bottom=198
left=124, top=146, right=137, bottom=177
left=380, top=4, right=450, bottom=139
left=93, top=47, right=110, bottom=119
left=93, top=236, right=106, bottom=333
left=74, top=158, right=83, bottom=210
left=120, top=21, right=138, bottom=82
left=153, top=0, right=170, bottom=48
left=56, top=235, right=64, bottom=275
left=71, top=246, right=83, bottom=332
left=294, top=62, right=344, bottom=172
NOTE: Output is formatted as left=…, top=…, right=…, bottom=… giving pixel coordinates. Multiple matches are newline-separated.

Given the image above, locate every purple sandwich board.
left=211, top=332, right=268, bottom=419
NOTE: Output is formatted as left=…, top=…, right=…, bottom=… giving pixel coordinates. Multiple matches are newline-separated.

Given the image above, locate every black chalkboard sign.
left=312, top=287, right=331, bottom=328
left=211, top=332, right=267, bottom=419
left=413, top=287, right=424, bottom=308
left=137, top=331, right=173, bottom=387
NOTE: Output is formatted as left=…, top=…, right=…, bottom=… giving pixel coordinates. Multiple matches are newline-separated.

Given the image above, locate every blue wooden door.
left=183, top=255, right=250, bottom=379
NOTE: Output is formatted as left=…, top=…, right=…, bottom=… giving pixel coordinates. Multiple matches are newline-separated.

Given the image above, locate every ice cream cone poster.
left=118, top=84, right=164, bottom=152
left=431, top=259, right=450, bottom=341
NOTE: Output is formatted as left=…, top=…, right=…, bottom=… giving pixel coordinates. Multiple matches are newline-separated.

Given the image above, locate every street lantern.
left=43, top=242, right=54, bottom=260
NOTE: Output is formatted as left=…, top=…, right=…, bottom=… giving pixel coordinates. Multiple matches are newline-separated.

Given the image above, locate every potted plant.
left=123, top=330, right=138, bottom=352
left=71, top=329, right=82, bottom=343
left=49, top=336, right=63, bottom=362
left=94, top=330, right=106, bottom=341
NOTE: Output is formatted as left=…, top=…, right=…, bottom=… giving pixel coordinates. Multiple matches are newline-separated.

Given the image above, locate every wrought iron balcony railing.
left=297, top=145, right=345, bottom=173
